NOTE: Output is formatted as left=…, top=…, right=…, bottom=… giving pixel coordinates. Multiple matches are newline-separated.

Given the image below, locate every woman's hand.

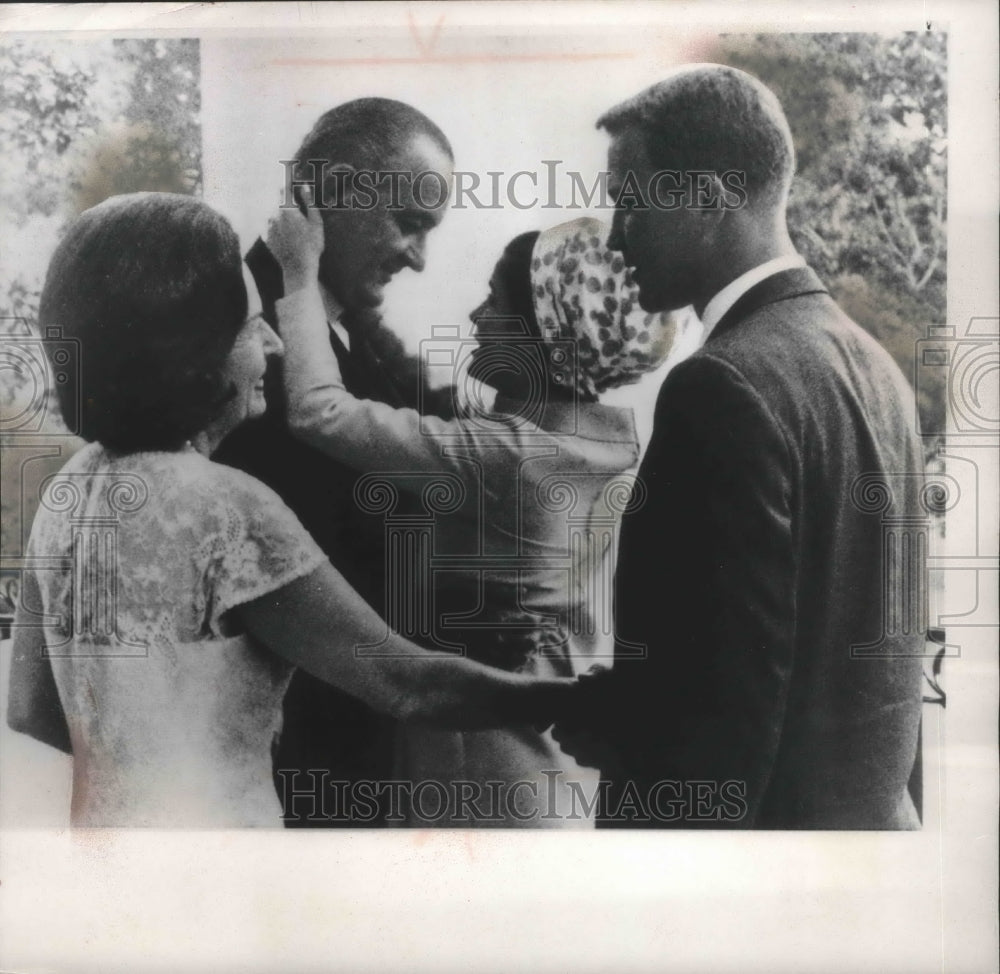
left=267, top=194, right=325, bottom=294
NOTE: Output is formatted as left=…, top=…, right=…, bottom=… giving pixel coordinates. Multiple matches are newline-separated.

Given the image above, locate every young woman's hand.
left=267, top=191, right=325, bottom=293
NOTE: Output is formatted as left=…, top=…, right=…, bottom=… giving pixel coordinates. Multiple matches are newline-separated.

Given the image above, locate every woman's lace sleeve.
left=198, top=466, right=327, bottom=637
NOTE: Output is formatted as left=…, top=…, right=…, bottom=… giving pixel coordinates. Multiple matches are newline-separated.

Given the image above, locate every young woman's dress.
left=279, top=284, right=642, bottom=827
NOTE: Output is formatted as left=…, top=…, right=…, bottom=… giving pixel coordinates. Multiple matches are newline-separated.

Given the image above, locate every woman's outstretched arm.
left=235, top=560, right=573, bottom=730
left=278, top=285, right=471, bottom=473
left=268, top=206, right=498, bottom=478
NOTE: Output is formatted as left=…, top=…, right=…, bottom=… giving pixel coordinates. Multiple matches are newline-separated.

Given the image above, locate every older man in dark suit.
left=554, top=65, right=925, bottom=829
left=216, top=98, right=456, bottom=827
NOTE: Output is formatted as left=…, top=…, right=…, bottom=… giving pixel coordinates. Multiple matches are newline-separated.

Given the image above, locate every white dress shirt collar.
left=319, top=282, right=350, bottom=351
left=699, top=254, right=807, bottom=344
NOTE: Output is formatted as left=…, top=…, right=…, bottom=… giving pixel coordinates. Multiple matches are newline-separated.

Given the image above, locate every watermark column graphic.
left=535, top=471, right=648, bottom=659
left=1, top=318, right=149, bottom=653
left=31, top=472, right=149, bottom=656
left=849, top=470, right=961, bottom=658
left=1, top=320, right=80, bottom=635
left=353, top=470, right=468, bottom=655
left=916, top=316, right=1000, bottom=635
left=847, top=315, right=999, bottom=660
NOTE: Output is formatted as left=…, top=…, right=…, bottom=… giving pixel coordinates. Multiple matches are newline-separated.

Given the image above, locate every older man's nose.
left=402, top=236, right=427, bottom=272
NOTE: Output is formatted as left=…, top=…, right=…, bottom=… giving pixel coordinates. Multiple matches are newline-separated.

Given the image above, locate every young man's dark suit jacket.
left=591, top=266, right=925, bottom=829
left=215, top=239, right=454, bottom=827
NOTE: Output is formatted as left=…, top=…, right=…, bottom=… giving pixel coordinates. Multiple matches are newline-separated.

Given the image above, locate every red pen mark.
left=271, top=7, right=635, bottom=68
left=408, top=8, right=445, bottom=58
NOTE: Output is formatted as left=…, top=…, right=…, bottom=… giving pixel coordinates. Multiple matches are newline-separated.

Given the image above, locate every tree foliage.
left=713, top=32, right=948, bottom=440
left=1, top=38, right=202, bottom=573
left=0, top=37, right=200, bottom=326
left=73, top=39, right=201, bottom=212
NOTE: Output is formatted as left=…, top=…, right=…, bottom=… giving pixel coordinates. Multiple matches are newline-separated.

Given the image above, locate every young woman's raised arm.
left=235, top=560, right=572, bottom=730
left=268, top=205, right=508, bottom=480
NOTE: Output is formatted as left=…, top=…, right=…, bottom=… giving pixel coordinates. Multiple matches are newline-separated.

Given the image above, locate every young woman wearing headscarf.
left=270, top=210, right=695, bottom=827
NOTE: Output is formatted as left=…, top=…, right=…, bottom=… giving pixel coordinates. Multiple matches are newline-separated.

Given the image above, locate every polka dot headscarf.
left=530, top=217, right=685, bottom=400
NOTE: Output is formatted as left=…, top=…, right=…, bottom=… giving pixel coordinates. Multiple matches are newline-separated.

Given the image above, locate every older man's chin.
left=357, top=279, right=388, bottom=309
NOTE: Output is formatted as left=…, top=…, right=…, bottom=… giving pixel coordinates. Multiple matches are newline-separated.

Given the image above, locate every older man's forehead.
left=387, top=131, right=453, bottom=176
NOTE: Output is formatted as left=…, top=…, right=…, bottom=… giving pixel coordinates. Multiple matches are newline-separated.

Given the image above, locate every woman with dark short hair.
left=270, top=207, right=694, bottom=826
left=6, top=192, right=574, bottom=827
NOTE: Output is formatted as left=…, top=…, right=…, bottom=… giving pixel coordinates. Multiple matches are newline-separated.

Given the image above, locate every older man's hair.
left=598, top=65, right=795, bottom=206
left=296, top=97, right=453, bottom=169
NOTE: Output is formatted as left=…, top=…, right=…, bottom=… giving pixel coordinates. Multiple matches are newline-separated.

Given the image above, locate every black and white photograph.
left=0, top=2, right=996, bottom=972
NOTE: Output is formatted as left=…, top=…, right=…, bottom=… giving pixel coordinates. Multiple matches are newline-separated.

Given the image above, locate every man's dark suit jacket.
left=593, top=266, right=925, bottom=829
left=215, top=239, right=453, bottom=827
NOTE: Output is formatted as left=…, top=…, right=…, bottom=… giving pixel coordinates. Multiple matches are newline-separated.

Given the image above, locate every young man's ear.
left=688, top=172, right=730, bottom=240
left=686, top=171, right=732, bottom=212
